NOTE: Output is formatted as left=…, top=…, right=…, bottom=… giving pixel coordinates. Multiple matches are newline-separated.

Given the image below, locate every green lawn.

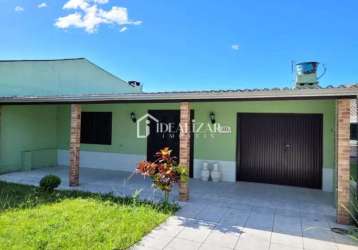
left=0, top=181, right=177, bottom=250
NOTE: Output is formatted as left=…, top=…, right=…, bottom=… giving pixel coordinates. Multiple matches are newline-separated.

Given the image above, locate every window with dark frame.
left=351, top=123, right=358, bottom=141
left=80, top=112, right=112, bottom=145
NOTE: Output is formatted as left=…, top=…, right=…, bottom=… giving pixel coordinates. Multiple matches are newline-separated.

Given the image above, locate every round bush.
left=39, top=175, right=61, bottom=192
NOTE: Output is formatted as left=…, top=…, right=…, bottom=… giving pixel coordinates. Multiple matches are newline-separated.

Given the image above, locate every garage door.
left=237, top=113, right=322, bottom=189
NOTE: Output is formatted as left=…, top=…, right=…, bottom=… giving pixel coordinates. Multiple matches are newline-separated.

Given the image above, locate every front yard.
left=0, top=181, right=177, bottom=250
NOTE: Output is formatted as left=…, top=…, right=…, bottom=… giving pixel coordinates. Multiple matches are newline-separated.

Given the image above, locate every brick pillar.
left=69, top=104, right=81, bottom=186
left=337, top=99, right=351, bottom=224
left=179, top=102, right=191, bottom=201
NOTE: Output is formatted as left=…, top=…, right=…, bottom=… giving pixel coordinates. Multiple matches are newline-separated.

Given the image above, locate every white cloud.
left=231, top=44, right=240, bottom=50
left=63, top=0, right=108, bottom=9
left=15, top=6, right=24, bottom=12
left=94, top=0, right=109, bottom=4
left=38, top=3, right=48, bottom=8
left=56, top=0, right=142, bottom=33
left=63, top=0, right=89, bottom=10
left=99, top=6, right=142, bottom=25
left=55, top=13, right=83, bottom=29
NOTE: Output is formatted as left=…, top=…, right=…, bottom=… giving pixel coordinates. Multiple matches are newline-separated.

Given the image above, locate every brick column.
left=179, top=102, right=191, bottom=201
left=69, top=104, right=81, bottom=186
left=337, top=99, right=351, bottom=224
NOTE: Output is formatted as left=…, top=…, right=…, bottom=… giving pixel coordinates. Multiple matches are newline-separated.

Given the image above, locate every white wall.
left=59, top=150, right=334, bottom=192
left=322, top=168, right=334, bottom=192
left=57, top=150, right=144, bottom=173
left=193, top=158, right=334, bottom=192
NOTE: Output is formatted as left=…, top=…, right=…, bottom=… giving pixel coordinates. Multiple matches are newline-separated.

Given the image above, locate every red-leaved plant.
left=136, top=147, right=187, bottom=202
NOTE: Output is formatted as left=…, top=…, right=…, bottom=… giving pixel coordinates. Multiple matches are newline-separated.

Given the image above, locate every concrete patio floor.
left=0, top=166, right=357, bottom=250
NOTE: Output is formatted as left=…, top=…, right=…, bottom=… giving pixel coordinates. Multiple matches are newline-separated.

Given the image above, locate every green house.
left=0, top=58, right=357, bottom=224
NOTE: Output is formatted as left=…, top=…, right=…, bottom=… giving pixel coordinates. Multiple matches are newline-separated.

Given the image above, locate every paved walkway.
left=133, top=182, right=357, bottom=250
left=0, top=167, right=357, bottom=250
left=134, top=204, right=357, bottom=250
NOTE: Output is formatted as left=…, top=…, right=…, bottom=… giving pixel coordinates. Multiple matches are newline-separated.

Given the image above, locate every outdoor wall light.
left=130, top=112, right=137, bottom=123
left=210, top=112, right=216, bottom=124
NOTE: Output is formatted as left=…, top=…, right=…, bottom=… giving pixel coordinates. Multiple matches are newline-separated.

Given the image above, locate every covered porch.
left=0, top=97, right=354, bottom=224
left=65, top=99, right=351, bottom=224
left=0, top=165, right=335, bottom=217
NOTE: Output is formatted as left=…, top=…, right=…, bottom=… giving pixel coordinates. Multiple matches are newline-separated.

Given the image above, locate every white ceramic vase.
left=201, top=162, right=210, bottom=181
left=211, top=163, right=221, bottom=182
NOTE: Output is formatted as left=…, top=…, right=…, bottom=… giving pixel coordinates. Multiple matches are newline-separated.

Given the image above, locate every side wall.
left=56, top=100, right=336, bottom=191
left=0, top=105, right=58, bottom=173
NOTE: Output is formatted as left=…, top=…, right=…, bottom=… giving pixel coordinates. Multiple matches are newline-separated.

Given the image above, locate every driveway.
left=134, top=182, right=357, bottom=250
left=0, top=167, right=357, bottom=250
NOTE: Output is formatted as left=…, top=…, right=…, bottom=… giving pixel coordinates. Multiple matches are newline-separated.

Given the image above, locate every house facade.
left=0, top=58, right=357, bottom=224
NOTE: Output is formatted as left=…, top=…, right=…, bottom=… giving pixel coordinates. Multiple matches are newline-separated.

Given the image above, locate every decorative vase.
left=201, top=162, right=210, bottom=181
left=211, top=163, right=221, bottom=182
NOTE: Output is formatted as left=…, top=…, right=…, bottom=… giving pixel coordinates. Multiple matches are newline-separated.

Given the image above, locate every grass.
left=0, top=181, right=178, bottom=250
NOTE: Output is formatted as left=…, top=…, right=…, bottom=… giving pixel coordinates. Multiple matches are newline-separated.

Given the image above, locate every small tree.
left=136, top=147, right=187, bottom=202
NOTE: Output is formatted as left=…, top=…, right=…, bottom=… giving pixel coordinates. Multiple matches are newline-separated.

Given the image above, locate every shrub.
left=136, top=147, right=190, bottom=203
left=342, top=177, right=358, bottom=241
left=136, top=147, right=181, bottom=202
left=174, top=165, right=189, bottom=183
left=39, top=175, right=61, bottom=192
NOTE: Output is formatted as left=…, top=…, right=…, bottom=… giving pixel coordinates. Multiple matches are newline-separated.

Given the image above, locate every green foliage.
left=39, top=175, right=61, bottom=192
left=343, top=182, right=358, bottom=241
left=136, top=147, right=180, bottom=202
left=0, top=181, right=178, bottom=249
left=175, top=165, right=189, bottom=183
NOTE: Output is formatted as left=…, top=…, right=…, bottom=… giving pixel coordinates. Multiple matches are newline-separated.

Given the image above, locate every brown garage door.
left=237, top=113, right=322, bottom=189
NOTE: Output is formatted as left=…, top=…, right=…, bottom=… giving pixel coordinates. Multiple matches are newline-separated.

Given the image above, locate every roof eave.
left=0, top=87, right=357, bottom=104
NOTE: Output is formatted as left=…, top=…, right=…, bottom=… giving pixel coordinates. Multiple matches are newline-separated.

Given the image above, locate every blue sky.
left=0, top=0, right=357, bottom=92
